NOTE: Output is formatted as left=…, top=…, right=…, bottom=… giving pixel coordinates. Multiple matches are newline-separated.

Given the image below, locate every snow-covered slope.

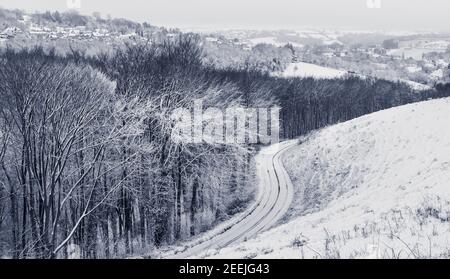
left=275, top=63, right=431, bottom=92
left=276, top=62, right=346, bottom=79
left=399, top=79, right=432, bottom=91
left=202, top=98, right=450, bottom=259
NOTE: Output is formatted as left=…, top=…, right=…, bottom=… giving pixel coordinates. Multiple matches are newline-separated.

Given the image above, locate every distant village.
left=0, top=14, right=176, bottom=44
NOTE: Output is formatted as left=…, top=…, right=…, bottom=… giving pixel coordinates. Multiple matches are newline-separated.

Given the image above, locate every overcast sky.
left=0, top=0, right=449, bottom=31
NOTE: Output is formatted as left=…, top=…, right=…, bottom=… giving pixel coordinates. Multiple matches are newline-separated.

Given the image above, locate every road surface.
left=166, top=140, right=296, bottom=258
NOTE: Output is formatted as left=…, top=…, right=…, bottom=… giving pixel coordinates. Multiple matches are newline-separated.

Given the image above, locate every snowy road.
left=167, top=141, right=296, bottom=258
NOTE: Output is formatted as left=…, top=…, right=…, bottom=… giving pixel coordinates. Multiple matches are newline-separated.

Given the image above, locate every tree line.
left=1, top=34, right=449, bottom=259
left=0, top=36, right=256, bottom=259
left=205, top=68, right=450, bottom=139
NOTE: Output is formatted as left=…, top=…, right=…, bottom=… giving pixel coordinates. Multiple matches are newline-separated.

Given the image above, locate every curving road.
left=167, top=140, right=296, bottom=259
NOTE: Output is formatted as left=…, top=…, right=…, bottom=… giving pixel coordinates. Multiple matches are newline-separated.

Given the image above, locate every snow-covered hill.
left=276, top=62, right=431, bottom=92
left=275, top=62, right=347, bottom=79
left=202, top=98, right=450, bottom=259
left=400, top=79, right=432, bottom=91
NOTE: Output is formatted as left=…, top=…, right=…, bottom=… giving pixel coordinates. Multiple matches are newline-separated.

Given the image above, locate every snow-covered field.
left=277, top=62, right=431, bottom=91
left=203, top=98, right=450, bottom=259
left=399, top=79, right=432, bottom=91
left=275, top=62, right=346, bottom=79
